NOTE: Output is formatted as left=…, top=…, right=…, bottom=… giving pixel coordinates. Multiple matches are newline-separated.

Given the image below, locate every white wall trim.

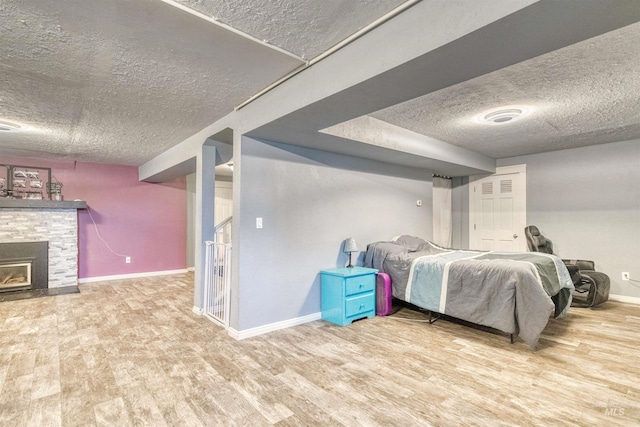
left=228, top=312, right=322, bottom=340
left=192, top=306, right=204, bottom=316
left=608, top=294, right=640, bottom=305
left=78, top=269, right=189, bottom=284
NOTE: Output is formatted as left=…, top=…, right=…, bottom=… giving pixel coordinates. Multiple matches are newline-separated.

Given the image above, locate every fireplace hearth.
left=0, top=241, right=48, bottom=293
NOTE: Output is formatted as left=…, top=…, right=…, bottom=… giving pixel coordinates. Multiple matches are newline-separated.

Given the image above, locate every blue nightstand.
left=321, top=267, right=377, bottom=326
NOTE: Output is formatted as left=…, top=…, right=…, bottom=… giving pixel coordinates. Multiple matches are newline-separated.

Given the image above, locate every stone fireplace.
left=0, top=199, right=86, bottom=290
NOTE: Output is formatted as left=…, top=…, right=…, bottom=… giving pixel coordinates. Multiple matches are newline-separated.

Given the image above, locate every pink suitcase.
left=376, top=272, right=393, bottom=316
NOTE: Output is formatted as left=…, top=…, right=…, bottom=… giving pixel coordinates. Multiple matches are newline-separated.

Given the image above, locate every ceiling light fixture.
left=477, top=106, right=531, bottom=125
left=484, top=108, right=522, bottom=123
left=0, top=120, right=22, bottom=132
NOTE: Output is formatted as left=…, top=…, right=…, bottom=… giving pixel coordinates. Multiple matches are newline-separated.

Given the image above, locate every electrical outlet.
left=126, top=256, right=131, bottom=264
left=622, top=272, right=630, bottom=281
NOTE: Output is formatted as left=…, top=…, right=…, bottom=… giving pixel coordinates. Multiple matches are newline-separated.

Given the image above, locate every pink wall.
left=2, top=155, right=187, bottom=278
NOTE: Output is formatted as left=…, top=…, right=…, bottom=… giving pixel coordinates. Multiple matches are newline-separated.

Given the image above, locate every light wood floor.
left=1, top=272, right=638, bottom=426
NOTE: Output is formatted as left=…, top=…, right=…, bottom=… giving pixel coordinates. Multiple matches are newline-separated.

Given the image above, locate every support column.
left=193, top=144, right=216, bottom=311
left=228, top=132, right=242, bottom=331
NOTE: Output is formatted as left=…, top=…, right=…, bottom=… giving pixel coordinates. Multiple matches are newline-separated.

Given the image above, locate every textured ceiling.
left=371, top=22, right=640, bottom=159
left=173, top=0, right=405, bottom=60
left=2, top=1, right=639, bottom=168
left=0, top=0, right=401, bottom=165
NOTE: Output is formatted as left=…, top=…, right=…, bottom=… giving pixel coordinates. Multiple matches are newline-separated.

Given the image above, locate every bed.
left=363, top=235, right=574, bottom=347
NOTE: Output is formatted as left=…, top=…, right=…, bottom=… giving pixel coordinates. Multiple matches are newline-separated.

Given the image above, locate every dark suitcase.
left=376, top=272, right=393, bottom=316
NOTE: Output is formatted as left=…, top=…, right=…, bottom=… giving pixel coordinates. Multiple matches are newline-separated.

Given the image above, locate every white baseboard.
left=228, top=312, right=322, bottom=340
left=78, top=269, right=189, bottom=284
left=187, top=267, right=195, bottom=272
left=609, top=294, right=640, bottom=305
left=192, top=306, right=203, bottom=316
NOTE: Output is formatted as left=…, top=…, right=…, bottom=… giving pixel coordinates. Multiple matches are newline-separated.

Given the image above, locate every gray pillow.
left=394, top=235, right=428, bottom=252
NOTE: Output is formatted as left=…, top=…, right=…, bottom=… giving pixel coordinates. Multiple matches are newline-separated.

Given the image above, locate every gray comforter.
left=364, top=236, right=574, bottom=347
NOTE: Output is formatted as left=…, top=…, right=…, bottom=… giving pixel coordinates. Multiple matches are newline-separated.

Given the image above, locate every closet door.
left=469, top=165, right=526, bottom=252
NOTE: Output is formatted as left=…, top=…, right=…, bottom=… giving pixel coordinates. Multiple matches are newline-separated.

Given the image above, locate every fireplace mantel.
left=0, top=199, right=87, bottom=209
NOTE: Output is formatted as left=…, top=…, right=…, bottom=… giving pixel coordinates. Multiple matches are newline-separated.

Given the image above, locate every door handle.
left=513, top=234, right=518, bottom=239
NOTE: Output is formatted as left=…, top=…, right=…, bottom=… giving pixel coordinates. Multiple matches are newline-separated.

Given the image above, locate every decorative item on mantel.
left=343, top=237, right=358, bottom=268
left=47, top=181, right=64, bottom=201
left=0, top=166, right=7, bottom=198
left=0, top=164, right=62, bottom=200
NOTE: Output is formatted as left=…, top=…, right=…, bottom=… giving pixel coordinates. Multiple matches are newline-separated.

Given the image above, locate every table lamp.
left=343, top=237, right=358, bottom=268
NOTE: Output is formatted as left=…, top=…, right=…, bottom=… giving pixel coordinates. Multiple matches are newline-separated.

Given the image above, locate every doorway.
left=214, top=180, right=233, bottom=226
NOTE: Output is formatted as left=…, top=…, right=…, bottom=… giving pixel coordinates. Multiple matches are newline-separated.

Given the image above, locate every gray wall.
left=235, top=136, right=433, bottom=330
left=451, top=176, right=470, bottom=249
left=497, top=139, right=640, bottom=298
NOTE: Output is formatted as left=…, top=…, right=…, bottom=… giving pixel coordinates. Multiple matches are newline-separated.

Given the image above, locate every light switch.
left=256, top=217, right=263, bottom=229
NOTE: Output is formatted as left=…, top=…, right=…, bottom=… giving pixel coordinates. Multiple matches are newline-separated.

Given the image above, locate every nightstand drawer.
left=345, top=293, right=374, bottom=317
left=344, top=275, right=375, bottom=296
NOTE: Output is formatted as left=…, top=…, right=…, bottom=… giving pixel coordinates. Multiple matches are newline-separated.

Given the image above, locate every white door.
left=214, top=181, right=233, bottom=226
left=469, top=165, right=526, bottom=252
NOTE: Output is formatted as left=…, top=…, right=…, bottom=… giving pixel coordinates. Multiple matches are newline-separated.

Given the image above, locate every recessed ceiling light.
left=477, top=106, right=531, bottom=125
left=0, top=120, right=22, bottom=132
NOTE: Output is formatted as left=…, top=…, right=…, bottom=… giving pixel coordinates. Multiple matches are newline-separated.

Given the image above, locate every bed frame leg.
left=510, top=334, right=515, bottom=344
left=429, top=311, right=440, bottom=324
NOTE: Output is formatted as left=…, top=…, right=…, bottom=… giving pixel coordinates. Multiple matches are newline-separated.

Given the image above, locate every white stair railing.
left=204, top=216, right=232, bottom=328
left=214, top=215, right=232, bottom=244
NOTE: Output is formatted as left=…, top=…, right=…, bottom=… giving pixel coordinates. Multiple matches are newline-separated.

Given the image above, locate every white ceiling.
left=370, top=22, right=640, bottom=159
left=172, top=0, right=405, bottom=60
left=1, top=1, right=639, bottom=168
left=0, top=0, right=402, bottom=165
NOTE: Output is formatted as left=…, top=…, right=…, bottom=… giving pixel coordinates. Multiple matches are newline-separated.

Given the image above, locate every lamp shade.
left=343, top=237, right=358, bottom=253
